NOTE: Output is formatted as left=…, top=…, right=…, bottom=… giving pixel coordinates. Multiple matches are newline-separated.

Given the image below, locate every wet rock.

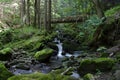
left=48, top=42, right=58, bottom=52
left=78, top=53, right=88, bottom=58
left=106, top=45, right=120, bottom=54
left=0, top=47, right=13, bottom=61
left=34, top=48, right=54, bottom=62
left=114, top=70, right=120, bottom=80
left=15, top=63, right=30, bottom=70
left=0, top=62, right=13, bottom=80
left=114, top=52, right=120, bottom=62
left=63, top=57, right=78, bottom=68
left=78, top=58, right=115, bottom=76
left=83, top=73, right=95, bottom=80
left=63, top=40, right=80, bottom=53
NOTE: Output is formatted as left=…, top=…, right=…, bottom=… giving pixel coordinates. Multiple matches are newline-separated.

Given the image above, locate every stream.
left=7, top=32, right=81, bottom=78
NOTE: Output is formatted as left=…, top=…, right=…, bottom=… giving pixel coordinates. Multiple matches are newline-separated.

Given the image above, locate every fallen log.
left=51, top=15, right=87, bottom=23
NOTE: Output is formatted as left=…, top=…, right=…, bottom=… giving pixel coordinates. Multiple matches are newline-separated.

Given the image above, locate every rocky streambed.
left=1, top=44, right=120, bottom=80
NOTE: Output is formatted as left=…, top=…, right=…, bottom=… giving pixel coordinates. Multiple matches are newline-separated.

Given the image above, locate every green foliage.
left=0, top=26, right=40, bottom=44
left=8, top=72, right=75, bottom=80
left=53, top=0, right=94, bottom=17
left=0, top=29, right=14, bottom=45
left=0, top=0, right=12, bottom=2
left=0, top=62, right=13, bottom=80
left=0, top=26, right=56, bottom=55
left=84, top=15, right=103, bottom=26
left=105, top=5, right=120, bottom=17
left=83, top=73, right=95, bottom=80
left=97, top=46, right=107, bottom=52
left=0, top=47, right=12, bottom=55
left=76, top=15, right=103, bottom=45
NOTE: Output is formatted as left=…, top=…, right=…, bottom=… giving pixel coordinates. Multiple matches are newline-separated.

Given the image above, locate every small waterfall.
left=54, top=38, right=64, bottom=58
left=54, top=38, right=73, bottom=58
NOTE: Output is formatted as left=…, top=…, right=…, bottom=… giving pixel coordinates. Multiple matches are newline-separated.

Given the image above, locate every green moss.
left=78, top=58, right=115, bottom=75
left=8, top=72, right=51, bottom=80
left=4, top=36, right=45, bottom=52
left=34, top=48, right=54, bottom=61
left=105, top=5, right=120, bottom=17
left=8, top=72, right=75, bottom=80
left=100, top=53, right=109, bottom=57
left=0, top=48, right=13, bottom=60
left=21, top=36, right=44, bottom=51
left=83, top=73, right=95, bottom=80
left=0, top=48, right=13, bottom=55
left=0, top=62, right=13, bottom=80
left=114, top=52, right=120, bottom=62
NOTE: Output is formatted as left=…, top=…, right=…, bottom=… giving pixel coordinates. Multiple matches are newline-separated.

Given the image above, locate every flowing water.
left=8, top=31, right=81, bottom=79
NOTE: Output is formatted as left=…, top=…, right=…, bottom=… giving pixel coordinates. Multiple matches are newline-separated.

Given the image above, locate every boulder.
left=83, top=73, right=95, bottom=80
left=78, top=58, right=115, bottom=75
left=15, top=63, right=30, bottom=70
left=114, top=70, right=120, bottom=80
left=0, top=62, right=13, bottom=80
left=0, top=47, right=13, bottom=61
left=34, top=48, right=54, bottom=62
left=114, top=52, right=120, bottom=62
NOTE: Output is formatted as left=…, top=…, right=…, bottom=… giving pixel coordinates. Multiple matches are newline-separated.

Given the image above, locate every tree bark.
left=48, top=0, right=52, bottom=30
left=20, top=0, right=26, bottom=25
left=34, top=0, right=38, bottom=27
left=92, top=0, right=104, bottom=18
left=26, top=0, right=30, bottom=25
left=37, top=0, right=41, bottom=28
left=44, top=0, right=48, bottom=30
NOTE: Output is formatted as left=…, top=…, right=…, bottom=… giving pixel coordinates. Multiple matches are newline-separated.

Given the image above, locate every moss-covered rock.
left=100, top=52, right=109, bottom=57
left=0, top=62, right=13, bottom=80
left=4, top=36, right=45, bottom=52
left=114, top=52, right=120, bottom=63
left=34, top=48, right=53, bottom=62
left=83, top=73, right=95, bottom=80
left=21, top=36, right=45, bottom=51
left=0, top=48, right=13, bottom=61
left=78, top=58, right=115, bottom=75
left=63, top=40, right=80, bottom=53
left=114, top=70, right=120, bottom=80
left=8, top=72, right=76, bottom=80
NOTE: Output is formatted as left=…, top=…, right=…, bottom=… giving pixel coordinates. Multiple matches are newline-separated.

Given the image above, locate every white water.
left=71, top=72, right=80, bottom=78
left=54, top=38, right=72, bottom=58
left=54, top=38, right=64, bottom=58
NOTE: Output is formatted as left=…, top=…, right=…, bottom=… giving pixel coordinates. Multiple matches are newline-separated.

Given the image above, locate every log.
left=51, top=15, right=87, bottom=23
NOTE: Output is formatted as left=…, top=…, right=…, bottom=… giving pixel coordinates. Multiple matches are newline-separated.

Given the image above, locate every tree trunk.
left=20, top=0, right=26, bottom=25
left=48, top=0, right=52, bottom=30
left=37, top=0, right=41, bottom=28
left=34, top=0, right=38, bottom=27
left=44, top=0, right=48, bottom=30
left=92, top=0, right=104, bottom=18
left=26, top=0, right=30, bottom=25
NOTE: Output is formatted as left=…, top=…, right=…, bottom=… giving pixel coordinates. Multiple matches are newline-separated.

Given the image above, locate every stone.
left=0, top=47, right=13, bottom=61
left=78, top=58, right=115, bottom=75
left=15, top=63, right=30, bottom=70
left=34, top=48, right=54, bottom=62
left=114, top=70, right=120, bottom=80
